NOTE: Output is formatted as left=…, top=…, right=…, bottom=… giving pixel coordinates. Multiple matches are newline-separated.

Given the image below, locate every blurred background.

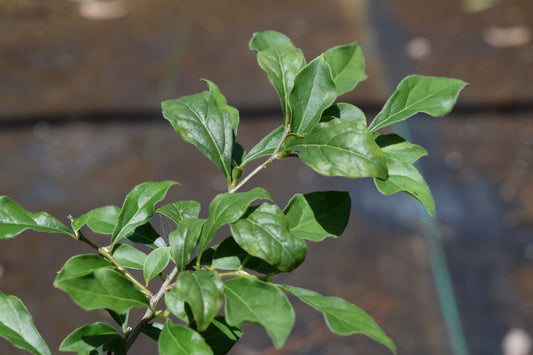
left=1, top=0, right=532, bottom=354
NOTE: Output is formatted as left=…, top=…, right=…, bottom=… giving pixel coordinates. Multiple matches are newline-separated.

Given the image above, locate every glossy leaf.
left=0, top=292, right=51, bottom=355
left=112, top=243, right=147, bottom=270
left=158, top=321, right=213, bottom=355
left=249, top=30, right=294, bottom=52
left=322, top=103, right=366, bottom=124
left=289, top=56, right=337, bottom=135
left=323, top=42, right=366, bottom=96
left=169, top=218, right=206, bottom=271
left=368, top=75, right=468, bottom=132
left=284, top=191, right=351, bottom=242
left=203, top=79, right=239, bottom=135
left=242, top=125, right=285, bottom=165
left=165, top=289, right=191, bottom=324
left=286, top=118, right=388, bottom=179
left=54, top=255, right=149, bottom=313
left=212, top=237, right=278, bottom=274
left=176, top=270, right=224, bottom=331
left=143, top=247, right=171, bottom=284
left=224, top=278, right=294, bottom=349
left=375, top=134, right=427, bottom=164
left=71, top=205, right=120, bottom=235
left=230, top=203, right=306, bottom=272
left=0, top=196, right=72, bottom=239
left=197, top=188, right=272, bottom=258
left=162, top=90, right=234, bottom=181
left=156, top=201, right=201, bottom=225
left=59, top=322, right=120, bottom=352
left=112, top=181, right=178, bottom=244
left=279, top=285, right=396, bottom=354
left=127, top=222, right=166, bottom=249
left=201, top=315, right=242, bottom=355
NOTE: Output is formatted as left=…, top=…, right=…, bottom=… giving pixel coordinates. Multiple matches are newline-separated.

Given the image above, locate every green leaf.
left=368, top=75, right=468, bottom=132
left=0, top=196, right=73, bottom=239
left=279, top=285, right=396, bottom=354
left=0, top=292, right=51, bottom=355
left=212, top=237, right=278, bottom=274
left=284, top=191, right=351, bottom=242
left=176, top=270, right=224, bottom=331
left=224, top=278, right=295, bottom=349
left=289, top=56, right=337, bottom=135
left=162, top=90, right=234, bottom=182
left=256, top=45, right=306, bottom=119
left=59, top=322, right=120, bottom=352
left=201, top=315, right=242, bottom=355
left=230, top=203, right=306, bottom=272
left=54, top=255, right=149, bottom=313
left=71, top=205, right=120, bottom=235
left=202, top=79, right=240, bottom=135
left=197, top=188, right=272, bottom=258
left=249, top=30, right=294, bottom=52
left=323, top=42, right=366, bottom=96
left=232, top=142, right=246, bottom=167
left=156, top=201, right=201, bottom=225
left=112, top=243, right=147, bottom=270
left=165, top=289, right=191, bottom=324
left=375, top=134, right=427, bottom=164
left=322, top=103, right=366, bottom=124
left=158, top=321, right=213, bottom=355
left=242, top=125, right=285, bottom=165
left=127, top=222, right=166, bottom=249
left=143, top=247, right=171, bottom=284
left=112, top=181, right=178, bottom=244
left=169, top=218, right=206, bottom=271
left=140, top=322, right=163, bottom=341
left=286, top=118, right=388, bottom=179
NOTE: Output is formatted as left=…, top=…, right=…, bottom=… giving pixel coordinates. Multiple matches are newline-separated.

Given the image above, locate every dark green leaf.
left=0, top=196, right=73, bottom=239
left=289, top=56, right=337, bottom=135
left=231, top=203, right=306, bottom=272
left=162, top=90, right=234, bottom=182
left=169, top=218, right=206, bottom=271
left=140, top=323, right=163, bottom=341
left=284, top=191, right=351, bottom=242
left=212, top=237, right=278, bottom=274
left=0, top=292, right=51, bottom=355
left=72, top=206, right=120, bottom=235
left=375, top=134, right=427, bottom=164
left=112, top=181, right=178, bottom=244
left=127, top=222, right=166, bottom=249
left=201, top=315, right=242, bottom=355
left=279, top=285, right=396, bottom=354
left=54, top=255, right=149, bottom=313
left=322, top=103, right=366, bottom=124
left=202, top=79, right=239, bottom=135
left=156, top=201, right=201, bottom=225
left=158, top=321, right=213, bottom=355
left=224, top=278, right=294, bottom=349
left=323, top=42, right=366, bottom=96
left=112, top=244, right=147, bottom=270
left=249, top=30, right=294, bottom=52
left=176, top=270, right=224, bottom=331
left=368, top=75, right=468, bottom=132
left=143, top=247, right=171, bottom=284
left=286, top=118, right=388, bottom=179
left=232, top=142, right=246, bottom=167
left=197, top=188, right=272, bottom=258
left=106, top=309, right=129, bottom=333
left=59, top=322, right=120, bottom=352
left=242, top=125, right=285, bottom=165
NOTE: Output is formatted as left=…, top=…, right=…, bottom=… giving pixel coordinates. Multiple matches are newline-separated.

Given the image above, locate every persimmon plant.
left=0, top=30, right=466, bottom=354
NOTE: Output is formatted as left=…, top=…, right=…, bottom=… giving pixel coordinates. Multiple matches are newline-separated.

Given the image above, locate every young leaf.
left=201, top=315, right=242, bottom=355
left=169, top=218, right=206, bottom=271
left=289, top=56, right=337, bottom=135
left=158, top=321, right=213, bottom=355
left=368, top=75, right=468, bottom=132
left=249, top=30, right=294, bottom=52
left=157, top=201, right=201, bottom=225
left=71, top=205, right=120, bottom=235
left=162, top=90, right=234, bottom=182
left=143, top=247, right=171, bottom=285
left=196, top=187, right=272, bottom=258
left=283, top=191, right=351, bottom=242
left=323, top=42, right=366, bottom=96
left=212, top=237, right=278, bottom=275
left=0, top=292, right=51, bottom=355
left=242, top=125, right=285, bottom=165
left=230, top=203, right=307, bottom=272
left=322, top=103, right=366, bottom=124
left=54, top=255, right=149, bottom=313
left=112, top=243, right=147, bottom=270
left=176, top=270, right=224, bottom=331
left=112, top=181, right=178, bottom=244
left=224, top=278, right=295, bottom=349
left=59, top=322, right=120, bottom=352
left=286, top=118, right=388, bottom=179
left=0, top=196, right=73, bottom=239
left=202, top=79, right=239, bottom=135
left=278, top=284, right=396, bottom=354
